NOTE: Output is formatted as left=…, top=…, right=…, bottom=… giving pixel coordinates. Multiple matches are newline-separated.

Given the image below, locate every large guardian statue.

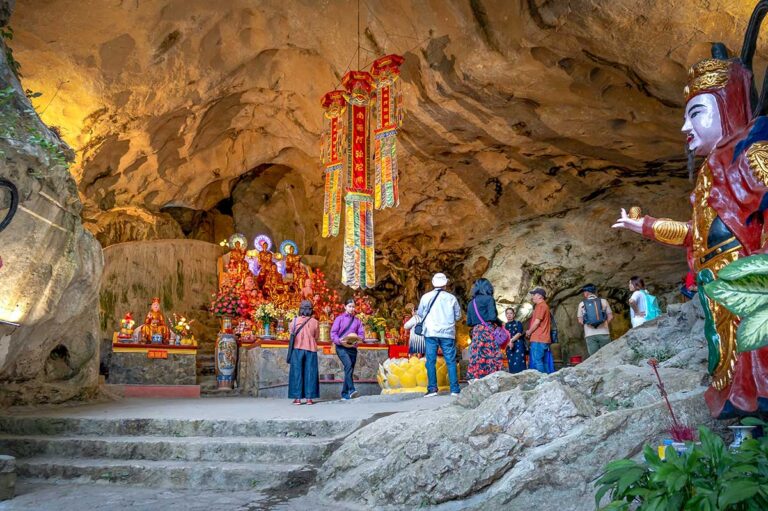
left=613, top=2, right=768, bottom=418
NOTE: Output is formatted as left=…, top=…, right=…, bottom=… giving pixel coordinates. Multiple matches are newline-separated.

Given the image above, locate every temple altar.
left=239, top=339, right=389, bottom=398
left=108, top=336, right=198, bottom=385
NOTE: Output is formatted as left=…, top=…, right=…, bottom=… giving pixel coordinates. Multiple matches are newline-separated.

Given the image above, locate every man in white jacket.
left=417, top=273, right=462, bottom=397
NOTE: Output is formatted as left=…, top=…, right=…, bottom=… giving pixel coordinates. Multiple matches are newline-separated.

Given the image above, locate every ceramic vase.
left=216, top=333, right=237, bottom=389
left=262, top=321, right=274, bottom=339
left=728, top=425, right=757, bottom=449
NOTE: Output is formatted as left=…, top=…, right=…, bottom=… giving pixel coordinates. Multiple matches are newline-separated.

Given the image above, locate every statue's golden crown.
left=684, top=59, right=731, bottom=102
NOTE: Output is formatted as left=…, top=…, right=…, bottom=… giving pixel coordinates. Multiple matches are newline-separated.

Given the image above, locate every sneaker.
left=451, top=392, right=460, bottom=397
left=341, top=396, right=351, bottom=401
left=292, top=399, right=302, bottom=405
left=350, top=390, right=360, bottom=398
left=306, top=399, right=314, bottom=405
left=424, top=391, right=438, bottom=398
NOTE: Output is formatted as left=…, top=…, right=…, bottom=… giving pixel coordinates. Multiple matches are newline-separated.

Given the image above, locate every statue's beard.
left=687, top=146, right=696, bottom=182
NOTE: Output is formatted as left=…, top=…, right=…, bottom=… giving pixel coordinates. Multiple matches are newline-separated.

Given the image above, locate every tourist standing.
left=466, top=278, right=503, bottom=382
left=331, top=298, right=365, bottom=400
left=402, top=303, right=425, bottom=355
left=525, top=288, right=551, bottom=373
left=628, top=276, right=647, bottom=328
left=504, top=308, right=526, bottom=373
left=287, top=300, right=320, bottom=405
left=577, top=284, right=614, bottom=357
left=417, top=273, right=461, bottom=397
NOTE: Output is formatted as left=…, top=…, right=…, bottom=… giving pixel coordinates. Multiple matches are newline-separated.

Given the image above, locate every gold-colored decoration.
left=684, top=58, right=730, bottom=102
left=746, top=142, right=768, bottom=186
left=652, top=219, right=689, bottom=245
left=628, top=206, right=642, bottom=220
left=691, top=162, right=740, bottom=390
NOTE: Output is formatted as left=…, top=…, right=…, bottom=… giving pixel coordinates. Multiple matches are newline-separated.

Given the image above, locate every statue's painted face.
left=682, top=93, right=723, bottom=156
left=151, top=301, right=160, bottom=312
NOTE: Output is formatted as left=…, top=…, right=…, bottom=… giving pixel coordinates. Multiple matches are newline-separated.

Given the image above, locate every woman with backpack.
left=628, top=276, right=648, bottom=328
left=466, top=278, right=508, bottom=382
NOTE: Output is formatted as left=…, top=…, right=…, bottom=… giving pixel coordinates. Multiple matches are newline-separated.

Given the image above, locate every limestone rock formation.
left=315, top=299, right=713, bottom=509
left=9, top=0, right=744, bottom=322
left=0, top=1, right=103, bottom=406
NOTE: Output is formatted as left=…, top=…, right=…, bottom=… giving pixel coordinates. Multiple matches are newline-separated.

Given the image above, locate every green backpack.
left=641, top=290, right=662, bottom=321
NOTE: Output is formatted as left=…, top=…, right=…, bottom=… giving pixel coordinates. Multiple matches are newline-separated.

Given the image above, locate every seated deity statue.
left=226, top=240, right=250, bottom=277
left=140, top=298, right=170, bottom=344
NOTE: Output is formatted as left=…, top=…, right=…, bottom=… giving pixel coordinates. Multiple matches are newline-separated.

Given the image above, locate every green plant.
left=594, top=421, right=768, bottom=510
left=703, top=254, right=768, bottom=353
left=1, top=26, right=21, bottom=79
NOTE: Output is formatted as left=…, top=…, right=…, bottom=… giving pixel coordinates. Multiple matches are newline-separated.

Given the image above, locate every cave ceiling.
left=9, top=0, right=768, bottom=301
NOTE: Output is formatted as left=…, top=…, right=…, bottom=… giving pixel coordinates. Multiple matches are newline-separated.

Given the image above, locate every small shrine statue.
left=117, top=312, right=135, bottom=340
left=613, top=33, right=768, bottom=418
left=141, top=297, right=170, bottom=344
left=301, top=277, right=314, bottom=300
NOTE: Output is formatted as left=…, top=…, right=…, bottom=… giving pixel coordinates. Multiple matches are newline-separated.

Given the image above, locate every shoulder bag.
left=472, top=299, right=511, bottom=349
left=286, top=317, right=311, bottom=364
left=414, top=290, right=442, bottom=336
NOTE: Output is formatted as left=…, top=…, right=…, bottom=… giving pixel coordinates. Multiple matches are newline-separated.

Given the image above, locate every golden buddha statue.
left=141, top=297, right=170, bottom=344
left=226, top=240, right=250, bottom=277
left=284, top=243, right=303, bottom=278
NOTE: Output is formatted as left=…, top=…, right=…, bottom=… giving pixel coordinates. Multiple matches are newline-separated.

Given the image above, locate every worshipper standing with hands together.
left=466, top=278, right=504, bottom=382
left=417, top=273, right=462, bottom=397
left=287, top=300, right=320, bottom=405
left=331, top=298, right=365, bottom=400
left=503, top=307, right=526, bottom=373
left=525, top=287, right=551, bottom=373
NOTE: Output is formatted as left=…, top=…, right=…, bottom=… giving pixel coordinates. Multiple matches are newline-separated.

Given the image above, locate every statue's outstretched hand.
left=612, top=208, right=643, bottom=234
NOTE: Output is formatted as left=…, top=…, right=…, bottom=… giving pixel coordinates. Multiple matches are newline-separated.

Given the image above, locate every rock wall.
left=315, top=300, right=715, bottom=509
left=0, top=0, right=103, bottom=407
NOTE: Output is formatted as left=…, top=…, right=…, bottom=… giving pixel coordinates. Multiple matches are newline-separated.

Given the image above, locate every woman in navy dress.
left=504, top=308, right=526, bottom=373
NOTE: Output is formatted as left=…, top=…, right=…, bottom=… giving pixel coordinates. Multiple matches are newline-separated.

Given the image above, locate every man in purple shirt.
left=331, top=298, right=365, bottom=400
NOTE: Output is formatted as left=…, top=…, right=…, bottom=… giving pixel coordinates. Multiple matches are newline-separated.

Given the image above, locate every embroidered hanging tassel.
left=320, top=91, right=346, bottom=237
left=341, top=192, right=375, bottom=289
left=340, top=71, right=375, bottom=289
left=371, top=54, right=404, bottom=210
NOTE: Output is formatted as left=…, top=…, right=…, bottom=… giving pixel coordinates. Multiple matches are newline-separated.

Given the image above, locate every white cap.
left=432, top=273, right=448, bottom=288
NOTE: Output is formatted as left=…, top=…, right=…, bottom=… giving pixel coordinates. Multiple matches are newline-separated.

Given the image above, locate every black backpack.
left=582, top=297, right=607, bottom=328
left=550, top=312, right=559, bottom=344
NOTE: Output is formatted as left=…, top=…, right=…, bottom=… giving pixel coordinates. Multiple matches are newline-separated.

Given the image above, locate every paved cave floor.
left=0, top=395, right=452, bottom=511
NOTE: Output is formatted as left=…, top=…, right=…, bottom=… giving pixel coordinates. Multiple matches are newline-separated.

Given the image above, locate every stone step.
left=0, top=434, right=337, bottom=464
left=0, top=416, right=358, bottom=439
left=16, top=456, right=314, bottom=491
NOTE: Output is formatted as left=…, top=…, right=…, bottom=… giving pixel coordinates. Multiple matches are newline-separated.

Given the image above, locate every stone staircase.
left=0, top=415, right=356, bottom=492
